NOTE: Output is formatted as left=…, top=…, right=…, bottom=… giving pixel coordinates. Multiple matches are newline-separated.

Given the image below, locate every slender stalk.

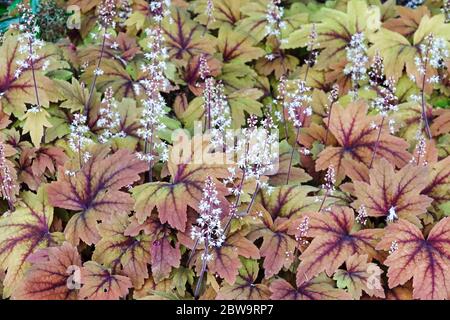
left=244, top=182, right=260, bottom=215
left=324, top=101, right=335, bottom=145
left=28, top=40, right=41, bottom=107
left=285, top=51, right=313, bottom=185
left=318, top=190, right=328, bottom=212
left=194, top=239, right=209, bottom=300
left=420, top=37, right=433, bottom=139
left=84, top=28, right=107, bottom=117
left=369, top=115, right=385, bottom=169
left=286, top=126, right=300, bottom=184
left=223, top=168, right=246, bottom=234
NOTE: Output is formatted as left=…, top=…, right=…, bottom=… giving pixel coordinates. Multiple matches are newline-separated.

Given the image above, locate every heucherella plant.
left=0, top=144, right=15, bottom=212
left=191, top=175, right=225, bottom=299
left=84, top=0, right=117, bottom=116
left=199, top=54, right=232, bottom=148
left=367, top=51, right=399, bottom=168
left=412, top=34, right=449, bottom=138
left=344, top=32, right=369, bottom=99
left=0, top=0, right=449, bottom=302
left=97, top=87, right=126, bottom=143
left=68, top=113, right=93, bottom=169
left=137, top=25, right=170, bottom=182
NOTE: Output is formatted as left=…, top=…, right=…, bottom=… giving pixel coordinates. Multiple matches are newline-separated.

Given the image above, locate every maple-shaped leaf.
left=352, top=158, right=433, bottom=223
left=162, top=8, right=217, bottom=62
left=11, top=242, right=82, bottom=300
left=192, top=0, right=247, bottom=30
left=369, top=14, right=450, bottom=81
left=247, top=185, right=330, bottom=278
left=47, top=147, right=147, bottom=245
left=79, top=32, right=140, bottom=67
left=316, top=101, right=410, bottom=180
left=181, top=226, right=259, bottom=286
left=217, top=25, right=265, bottom=63
left=92, top=213, right=152, bottom=289
left=16, top=145, right=67, bottom=191
left=377, top=218, right=450, bottom=300
left=54, top=78, right=91, bottom=113
left=132, top=134, right=230, bottom=231
left=21, top=108, right=53, bottom=147
left=81, top=60, right=146, bottom=102
left=204, top=233, right=259, bottom=285
left=128, top=215, right=183, bottom=283
left=282, top=0, right=380, bottom=69
left=181, top=88, right=264, bottom=129
left=0, top=187, right=62, bottom=297
left=0, top=33, right=59, bottom=116
left=431, top=110, right=450, bottom=137
left=216, top=258, right=271, bottom=300
left=382, top=5, right=430, bottom=38
left=270, top=274, right=352, bottom=300
left=294, top=206, right=383, bottom=287
left=236, top=0, right=308, bottom=43
left=333, top=254, right=385, bottom=300
left=79, top=261, right=132, bottom=300
left=422, top=157, right=450, bottom=210
left=29, top=146, right=68, bottom=179
left=151, top=238, right=181, bottom=284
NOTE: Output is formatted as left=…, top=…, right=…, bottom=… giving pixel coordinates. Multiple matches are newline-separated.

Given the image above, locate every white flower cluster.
left=137, top=26, right=170, bottom=164
left=344, top=32, right=369, bottom=93
left=265, top=0, right=286, bottom=38
left=234, top=115, right=278, bottom=191
left=98, top=0, right=117, bottom=28
left=415, top=34, right=449, bottom=81
left=443, top=0, right=450, bottom=23
left=386, top=206, right=398, bottom=223
left=406, top=0, right=424, bottom=8
left=205, top=0, right=215, bottom=23
left=305, top=24, right=319, bottom=65
left=410, top=129, right=428, bottom=165
left=368, top=52, right=398, bottom=133
left=15, top=4, right=47, bottom=110
left=389, top=240, right=398, bottom=255
left=356, top=205, right=368, bottom=226
left=199, top=55, right=232, bottom=149
left=295, top=216, right=310, bottom=245
left=191, top=176, right=225, bottom=250
left=98, top=87, right=126, bottom=143
left=0, top=144, right=15, bottom=206
left=68, top=113, right=93, bottom=164
left=117, top=0, right=132, bottom=27
left=285, top=80, right=313, bottom=128
left=149, top=0, right=172, bottom=23
left=322, top=165, right=336, bottom=195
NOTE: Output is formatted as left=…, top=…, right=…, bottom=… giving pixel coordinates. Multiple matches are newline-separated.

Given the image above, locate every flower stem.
left=194, top=239, right=209, bottom=300
left=369, top=115, right=385, bottom=169
left=324, top=101, right=335, bottom=145
left=84, top=28, right=107, bottom=117
left=286, top=126, right=300, bottom=184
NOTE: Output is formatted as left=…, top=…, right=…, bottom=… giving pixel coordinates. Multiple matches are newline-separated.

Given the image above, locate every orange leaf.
left=47, top=147, right=147, bottom=245
left=316, top=101, right=410, bottom=179
left=352, top=158, right=433, bottom=223
left=295, top=206, right=383, bottom=286
left=79, top=261, right=132, bottom=300
left=377, top=218, right=450, bottom=300
left=270, top=274, right=352, bottom=300
left=12, top=242, right=81, bottom=300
